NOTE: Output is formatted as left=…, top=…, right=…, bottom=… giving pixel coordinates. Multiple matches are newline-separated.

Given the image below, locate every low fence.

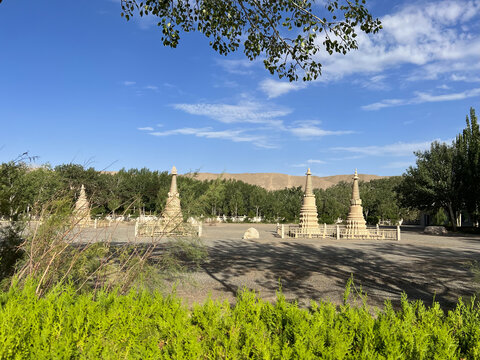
left=276, top=223, right=401, bottom=241
left=364, top=226, right=399, bottom=240
left=1, top=219, right=111, bottom=229
left=74, top=219, right=112, bottom=229
left=135, top=220, right=202, bottom=238
left=276, top=224, right=339, bottom=239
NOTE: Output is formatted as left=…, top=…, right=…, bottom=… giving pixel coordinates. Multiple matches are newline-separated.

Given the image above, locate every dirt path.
left=80, top=223, right=480, bottom=309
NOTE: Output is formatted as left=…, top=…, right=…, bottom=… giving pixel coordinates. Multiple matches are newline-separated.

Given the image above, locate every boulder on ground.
left=243, top=227, right=259, bottom=240
left=424, top=226, right=448, bottom=235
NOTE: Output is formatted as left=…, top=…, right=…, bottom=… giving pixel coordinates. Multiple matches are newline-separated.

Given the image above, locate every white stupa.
left=161, top=166, right=183, bottom=232
left=74, top=184, right=91, bottom=226
left=344, top=170, right=369, bottom=238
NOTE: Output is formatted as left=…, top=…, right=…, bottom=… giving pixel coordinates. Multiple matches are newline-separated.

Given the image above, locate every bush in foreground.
left=0, top=280, right=479, bottom=359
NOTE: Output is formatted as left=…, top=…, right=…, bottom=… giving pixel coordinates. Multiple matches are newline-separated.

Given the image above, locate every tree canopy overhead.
left=120, top=0, right=382, bottom=81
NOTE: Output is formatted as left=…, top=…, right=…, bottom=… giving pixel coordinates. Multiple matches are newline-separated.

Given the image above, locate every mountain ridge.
left=184, top=172, right=387, bottom=191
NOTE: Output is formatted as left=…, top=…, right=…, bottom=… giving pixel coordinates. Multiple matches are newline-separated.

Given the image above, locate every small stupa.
left=298, top=168, right=320, bottom=237
left=74, top=184, right=91, bottom=225
left=344, top=169, right=368, bottom=238
left=161, top=166, right=183, bottom=232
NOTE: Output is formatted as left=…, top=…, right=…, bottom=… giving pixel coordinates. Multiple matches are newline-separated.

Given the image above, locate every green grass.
left=0, top=280, right=479, bottom=359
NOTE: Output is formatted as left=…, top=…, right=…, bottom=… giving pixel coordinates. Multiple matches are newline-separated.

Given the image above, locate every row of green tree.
left=4, top=107, right=475, bottom=226
left=398, top=108, right=479, bottom=230
left=0, top=161, right=411, bottom=224
left=3, top=108, right=476, bottom=226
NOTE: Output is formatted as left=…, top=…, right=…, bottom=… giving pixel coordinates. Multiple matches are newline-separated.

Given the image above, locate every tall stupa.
left=298, top=168, right=320, bottom=236
left=344, top=169, right=368, bottom=238
left=161, top=166, right=183, bottom=232
left=74, top=184, right=91, bottom=225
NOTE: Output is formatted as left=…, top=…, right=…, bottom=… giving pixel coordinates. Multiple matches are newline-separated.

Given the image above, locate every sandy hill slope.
left=184, top=172, right=386, bottom=191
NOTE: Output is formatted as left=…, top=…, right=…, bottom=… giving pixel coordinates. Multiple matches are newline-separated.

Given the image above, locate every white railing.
left=278, top=224, right=401, bottom=241
left=276, top=223, right=285, bottom=238
left=134, top=220, right=202, bottom=238
left=1, top=218, right=112, bottom=229
left=75, top=219, right=112, bottom=229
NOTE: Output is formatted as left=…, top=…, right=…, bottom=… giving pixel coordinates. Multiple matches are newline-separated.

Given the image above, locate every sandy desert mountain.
left=184, top=172, right=386, bottom=191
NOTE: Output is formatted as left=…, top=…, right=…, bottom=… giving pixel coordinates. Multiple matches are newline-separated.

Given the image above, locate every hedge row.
left=0, top=281, right=479, bottom=359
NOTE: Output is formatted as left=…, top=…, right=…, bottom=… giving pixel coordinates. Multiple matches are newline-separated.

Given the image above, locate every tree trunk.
left=447, top=204, right=457, bottom=231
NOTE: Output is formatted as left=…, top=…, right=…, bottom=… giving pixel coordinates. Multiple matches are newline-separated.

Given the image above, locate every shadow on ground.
left=200, top=240, right=480, bottom=309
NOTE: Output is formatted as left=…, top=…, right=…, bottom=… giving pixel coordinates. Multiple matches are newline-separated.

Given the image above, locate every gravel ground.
left=78, top=223, right=480, bottom=309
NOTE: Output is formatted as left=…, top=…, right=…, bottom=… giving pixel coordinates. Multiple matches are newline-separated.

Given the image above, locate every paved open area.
left=80, top=223, right=480, bottom=309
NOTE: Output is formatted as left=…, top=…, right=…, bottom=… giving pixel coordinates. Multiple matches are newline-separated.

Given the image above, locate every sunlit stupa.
left=344, top=169, right=369, bottom=238
left=161, top=166, right=183, bottom=232
left=298, top=168, right=320, bottom=236
left=74, top=184, right=91, bottom=225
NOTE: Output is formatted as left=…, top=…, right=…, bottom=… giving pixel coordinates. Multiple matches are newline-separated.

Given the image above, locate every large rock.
left=243, top=227, right=260, bottom=240
left=424, top=226, right=448, bottom=235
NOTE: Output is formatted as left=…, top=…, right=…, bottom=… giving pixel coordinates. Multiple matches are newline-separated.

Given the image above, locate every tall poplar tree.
left=455, top=108, right=480, bottom=224
left=397, top=141, right=460, bottom=230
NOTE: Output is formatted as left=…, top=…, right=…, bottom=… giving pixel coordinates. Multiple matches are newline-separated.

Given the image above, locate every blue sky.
left=1, top=0, right=479, bottom=176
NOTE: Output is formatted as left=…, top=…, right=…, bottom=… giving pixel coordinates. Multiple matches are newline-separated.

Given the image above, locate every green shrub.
left=5, top=193, right=208, bottom=297
left=0, top=222, right=25, bottom=282
left=0, top=280, right=479, bottom=359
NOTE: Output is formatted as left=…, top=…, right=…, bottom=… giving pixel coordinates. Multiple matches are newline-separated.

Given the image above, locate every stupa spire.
left=74, top=184, right=91, bottom=225
left=305, top=168, right=313, bottom=196
left=351, top=168, right=361, bottom=204
left=345, top=169, right=368, bottom=238
left=75, top=185, right=89, bottom=212
left=169, top=166, right=178, bottom=195
left=297, top=168, right=320, bottom=237
left=161, top=165, right=183, bottom=232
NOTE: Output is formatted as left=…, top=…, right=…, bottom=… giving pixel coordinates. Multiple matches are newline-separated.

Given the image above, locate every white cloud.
left=451, top=74, right=480, bottom=82
left=216, top=59, right=257, bottom=75
left=213, top=80, right=239, bottom=88
left=145, top=85, right=159, bottom=91
left=329, top=155, right=364, bottom=161
left=362, top=99, right=405, bottom=111
left=307, top=159, right=326, bottom=164
left=415, top=88, right=480, bottom=102
left=123, top=81, right=136, bottom=86
left=168, top=100, right=354, bottom=148
left=259, top=79, right=307, bottom=98
left=362, top=87, right=480, bottom=110
left=134, top=14, right=158, bottom=30
left=291, top=159, right=326, bottom=168
left=138, top=127, right=154, bottom=131
left=149, top=127, right=275, bottom=148
left=331, top=140, right=448, bottom=157
left=359, top=75, right=389, bottom=91
left=316, top=0, right=480, bottom=82
left=173, top=100, right=290, bottom=125
left=287, top=121, right=354, bottom=138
